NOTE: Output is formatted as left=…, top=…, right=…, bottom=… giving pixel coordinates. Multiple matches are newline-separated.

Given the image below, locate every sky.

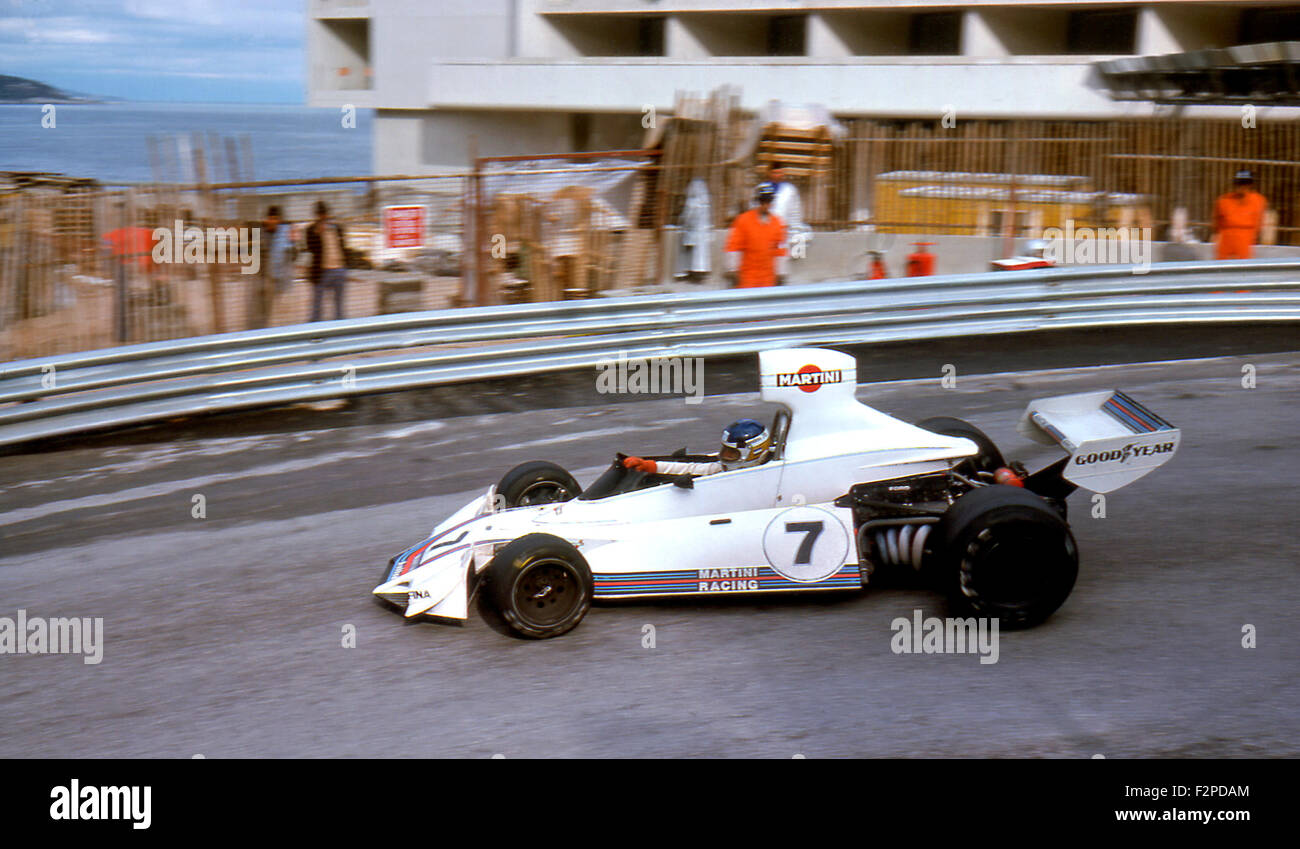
left=0, top=0, right=305, bottom=103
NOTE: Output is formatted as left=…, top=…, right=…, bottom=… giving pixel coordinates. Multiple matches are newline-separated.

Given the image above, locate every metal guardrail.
left=2, top=259, right=1298, bottom=448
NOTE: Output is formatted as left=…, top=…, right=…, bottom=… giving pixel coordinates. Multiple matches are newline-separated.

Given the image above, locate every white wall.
left=373, top=110, right=426, bottom=174
left=371, top=0, right=513, bottom=109
left=426, top=57, right=1133, bottom=118
left=429, top=110, right=574, bottom=169
left=373, top=107, right=643, bottom=174
left=523, top=1, right=1193, bottom=14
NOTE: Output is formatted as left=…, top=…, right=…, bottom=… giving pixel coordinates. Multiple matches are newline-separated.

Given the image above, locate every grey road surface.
left=1, top=352, right=1297, bottom=757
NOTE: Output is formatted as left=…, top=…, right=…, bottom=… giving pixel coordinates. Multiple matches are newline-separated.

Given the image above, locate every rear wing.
left=1017, top=390, right=1180, bottom=493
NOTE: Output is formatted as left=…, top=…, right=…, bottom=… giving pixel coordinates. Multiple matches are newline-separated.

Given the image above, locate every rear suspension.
left=858, top=517, right=940, bottom=572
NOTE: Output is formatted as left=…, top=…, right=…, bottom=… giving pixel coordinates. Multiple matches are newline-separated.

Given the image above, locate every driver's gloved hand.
left=622, top=456, right=658, bottom=473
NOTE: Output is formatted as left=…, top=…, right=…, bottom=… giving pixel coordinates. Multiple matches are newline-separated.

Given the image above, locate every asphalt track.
left=1, top=350, right=1297, bottom=757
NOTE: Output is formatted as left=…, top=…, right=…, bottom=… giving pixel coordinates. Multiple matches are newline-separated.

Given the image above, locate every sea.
left=0, top=102, right=373, bottom=185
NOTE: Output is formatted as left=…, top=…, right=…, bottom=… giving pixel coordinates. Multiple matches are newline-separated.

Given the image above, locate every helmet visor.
left=719, top=445, right=742, bottom=462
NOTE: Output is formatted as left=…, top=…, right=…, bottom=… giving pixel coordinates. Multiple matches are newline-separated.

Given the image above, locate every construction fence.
left=4, top=111, right=1299, bottom=360
left=470, top=111, right=1300, bottom=300
left=0, top=173, right=466, bottom=360
left=830, top=117, right=1300, bottom=247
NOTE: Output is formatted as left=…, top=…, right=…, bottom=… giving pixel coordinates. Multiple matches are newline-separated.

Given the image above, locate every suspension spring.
left=859, top=518, right=939, bottom=571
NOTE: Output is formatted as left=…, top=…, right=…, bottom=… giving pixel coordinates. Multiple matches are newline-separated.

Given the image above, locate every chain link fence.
left=467, top=151, right=662, bottom=305
left=4, top=115, right=1298, bottom=361
left=0, top=174, right=465, bottom=360
left=832, top=117, right=1300, bottom=247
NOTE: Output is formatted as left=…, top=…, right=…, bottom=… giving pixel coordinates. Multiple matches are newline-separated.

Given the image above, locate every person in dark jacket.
left=249, top=205, right=282, bottom=328
left=304, top=201, right=347, bottom=322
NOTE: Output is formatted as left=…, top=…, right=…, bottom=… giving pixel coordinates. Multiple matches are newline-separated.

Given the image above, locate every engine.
left=836, top=472, right=971, bottom=575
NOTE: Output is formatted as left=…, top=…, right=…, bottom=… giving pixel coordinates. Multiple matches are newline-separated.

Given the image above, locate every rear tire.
left=486, top=534, right=593, bottom=639
left=917, top=416, right=1005, bottom=474
left=496, top=461, right=582, bottom=508
left=928, top=486, right=1078, bottom=628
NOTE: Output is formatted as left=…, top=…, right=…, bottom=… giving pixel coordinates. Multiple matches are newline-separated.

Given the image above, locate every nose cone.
left=375, top=544, right=474, bottom=620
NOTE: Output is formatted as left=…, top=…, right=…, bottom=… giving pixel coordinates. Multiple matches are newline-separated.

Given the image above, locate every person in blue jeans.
left=305, top=201, right=347, bottom=322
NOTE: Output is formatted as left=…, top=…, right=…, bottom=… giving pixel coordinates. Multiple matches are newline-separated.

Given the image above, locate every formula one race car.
left=374, top=348, right=1179, bottom=638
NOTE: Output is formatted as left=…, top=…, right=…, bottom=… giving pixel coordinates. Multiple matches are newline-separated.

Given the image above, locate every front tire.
left=486, top=534, right=593, bottom=639
left=496, top=461, right=582, bottom=508
left=928, top=486, right=1078, bottom=628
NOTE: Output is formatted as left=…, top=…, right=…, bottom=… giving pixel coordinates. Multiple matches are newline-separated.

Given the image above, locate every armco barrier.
left=1, top=259, right=1298, bottom=447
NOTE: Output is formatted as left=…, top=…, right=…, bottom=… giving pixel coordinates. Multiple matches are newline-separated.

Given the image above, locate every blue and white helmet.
left=719, top=419, right=772, bottom=469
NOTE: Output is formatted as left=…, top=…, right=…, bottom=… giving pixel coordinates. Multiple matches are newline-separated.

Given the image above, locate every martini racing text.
left=698, top=568, right=759, bottom=592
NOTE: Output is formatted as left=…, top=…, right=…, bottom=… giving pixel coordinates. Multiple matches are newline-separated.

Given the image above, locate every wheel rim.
left=965, top=525, right=1070, bottom=610
left=517, top=480, right=572, bottom=506
left=513, top=558, right=582, bottom=626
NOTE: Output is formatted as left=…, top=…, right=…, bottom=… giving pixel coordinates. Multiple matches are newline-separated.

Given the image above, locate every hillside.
left=0, top=74, right=101, bottom=103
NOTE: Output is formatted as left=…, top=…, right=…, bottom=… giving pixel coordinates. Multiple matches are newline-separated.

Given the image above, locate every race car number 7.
left=785, top=521, right=824, bottom=564
left=762, top=506, right=849, bottom=583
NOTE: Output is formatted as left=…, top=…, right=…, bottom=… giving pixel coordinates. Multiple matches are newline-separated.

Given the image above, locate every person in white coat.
left=768, top=164, right=808, bottom=283
left=677, top=177, right=713, bottom=282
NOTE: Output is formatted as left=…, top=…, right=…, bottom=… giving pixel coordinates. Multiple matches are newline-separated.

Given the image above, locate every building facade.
left=307, top=1, right=1300, bottom=174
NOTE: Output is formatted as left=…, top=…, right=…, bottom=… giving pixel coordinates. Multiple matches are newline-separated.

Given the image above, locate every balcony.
left=426, top=56, right=1120, bottom=118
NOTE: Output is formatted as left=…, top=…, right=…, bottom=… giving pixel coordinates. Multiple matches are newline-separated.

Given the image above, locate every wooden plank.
left=762, top=125, right=829, bottom=140
left=757, top=153, right=832, bottom=167
left=758, top=139, right=834, bottom=153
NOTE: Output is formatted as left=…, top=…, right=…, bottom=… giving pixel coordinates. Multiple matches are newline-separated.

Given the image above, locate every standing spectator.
left=305, top=200, right=347, bottom=321
left=768, top=163, right=809, bottom=260
left=1214, top=170, right=1267, bottom=260
left=724, top=182, right=787, bottom=288
left=250, top=205, right=284, bottom=328
left=267, top=209, right=297, bottom=299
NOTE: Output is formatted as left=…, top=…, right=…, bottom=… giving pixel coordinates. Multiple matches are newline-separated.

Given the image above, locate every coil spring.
left=872, top=523, right=932, bottom=571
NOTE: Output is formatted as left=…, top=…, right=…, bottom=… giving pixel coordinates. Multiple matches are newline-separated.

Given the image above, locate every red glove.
left=622, top=456, right=658, bottom=473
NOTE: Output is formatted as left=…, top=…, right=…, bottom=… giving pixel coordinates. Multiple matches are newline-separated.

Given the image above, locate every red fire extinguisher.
left=906, top=241, right=935, bottom=277
left=867, top=250, right=888, bottom=279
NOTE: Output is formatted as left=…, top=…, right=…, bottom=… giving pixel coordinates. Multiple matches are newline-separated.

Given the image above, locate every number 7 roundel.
left=761, top=506, right=851, bottom=583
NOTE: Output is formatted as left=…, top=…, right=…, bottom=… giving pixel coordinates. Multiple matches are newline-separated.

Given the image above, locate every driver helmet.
left=719, top=419, right=772, bottom=469
left=755, top=182, right=777, bottom=204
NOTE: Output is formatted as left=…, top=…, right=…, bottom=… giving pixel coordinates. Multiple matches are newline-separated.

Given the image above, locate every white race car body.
left=374, top=347, right=1180, bottom=623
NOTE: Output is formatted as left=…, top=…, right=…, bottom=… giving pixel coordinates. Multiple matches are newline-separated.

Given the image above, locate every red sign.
left=383, top=205, right=426, bottom=249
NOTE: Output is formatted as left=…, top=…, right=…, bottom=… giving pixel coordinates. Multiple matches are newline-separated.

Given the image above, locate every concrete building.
left=306, top=1, right=1300, bottom=174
